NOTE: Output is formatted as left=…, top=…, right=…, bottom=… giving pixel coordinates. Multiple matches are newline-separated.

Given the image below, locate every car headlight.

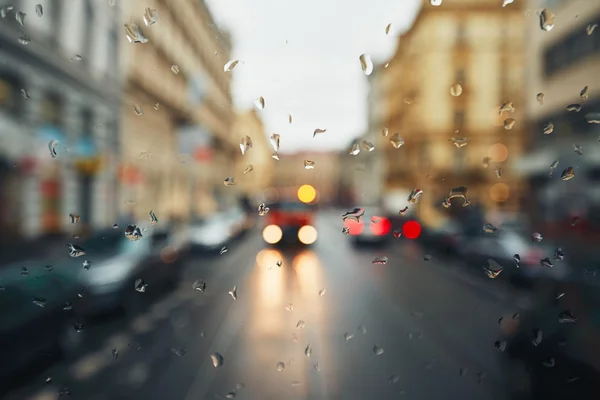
left=298, top=225, right=317, bottom=244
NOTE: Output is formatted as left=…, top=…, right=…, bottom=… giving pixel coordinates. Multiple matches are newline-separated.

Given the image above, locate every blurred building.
left=517, top=0, right=600, bottom=231
left=232, top=110, right=273, bottom=202
left=381, top=0, right=527, bottom=226
left=271, top=152, right=341, bottom=205
left=0, top=1, right=122, bottom=238
left=119, top=1, right=236, bottom=223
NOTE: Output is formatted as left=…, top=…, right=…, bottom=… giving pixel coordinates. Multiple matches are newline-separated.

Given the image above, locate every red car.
left=262, top=200, right=318, bottom=246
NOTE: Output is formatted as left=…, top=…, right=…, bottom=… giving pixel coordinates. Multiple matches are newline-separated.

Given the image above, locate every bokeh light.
left=489, top=183, right=510, bottom=203
left=297, top=184, right=317, bottom=204
left=262, top=225, right=283, bottom=244
left=402, top=220, right=421, bottom=239
left=298, top=225, right=318, bottom=244
left=488, top=143, right=508, bottom=162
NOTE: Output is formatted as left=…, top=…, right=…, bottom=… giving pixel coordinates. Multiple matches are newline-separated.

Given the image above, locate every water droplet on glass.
left=540, top=257, right=553, bottom=268
left=494, top=340, right=507, bottom=352
left=258, top=203, right=270, bottom=216
left=70, top=54, right=83, bottom=61
left=82, top=260, right=92, bottom=270
left=142, top=8, right=158, bottom=26
left=531, top=232, right=543, bottom=243
left=540, top=9, right=556, bottom=31
left=291, top=381, right=302, bottom=387
left=573, top=144, right=583, bottom=155
left=296, top=320, right=305, bottom=329
left=558, top=310, right=577, bottom=323
left=430, top=0, right=443, bottom=6
left=21, top=88, right=30, bottom=99
left=48, top=140, right=60, bottom=158
left=449, top=137, right=469, bottom=148
left=587, top=23, right=598, bottom=35
left=342, top=207, right=364, bottom=223
left=134, top=278, right=148, bottom=293
left=499, top=101, right=515, bottom=114
left=33, top=297, right=47, bottom=308
left=586, top=112, right=600, bottom=124
left=372, top=256, right=388, bottom=265
left=344, top=332, right=355, bottom=342
left=224, top=59, right=239, bottom=72
left=18, top=35, right=31, bottom=45
left=536, top=92, right=544, bottom=105
left=389, top=133, right=405, bottom=148
left=285, top=303, right=294, bottom=312
left=580, top=86, right=589, bottom=100
left=170, top=64, right=179, bottom=74
left=313, top=128, right=327, bottom=138
left=554, top=247, right=565, bottom=261
left=373, top=345, right=384, bottom=355
left=275, top=260, right=283, bottom=268
left=228, top=285, right=237, bottom=300
left=513, top=254, right=521, bottom=266
left=483, top=223, right=497, bottom=233
left=304, top=344, right=312, bottom=358
left=483, top=259, right=503, bottom=278
left=112, top=348, right=119, bottom=359
left=442, top=186, right=470, bottom=208
left=124, top=23, right=148, bottom=43
left=450, top=83, right=463, bottom=97
left=15, top=11, right=25, bottom=27
left=342, top=226, right=350, bottom=235
left=404, top=97, right=412, bottom=104
left=276, top=361, right=285, bottom=371
left=68, top=243, right=86, bottom=257
left=407, top=188, right=423, bottom=204
left=549, top=160, right=559, bottom=176
left=349, top=141, right=361, bottom=155
left=35, top=4, right=43, bottom=17
left=385, top=23, right=392, bottom=35
left=566, top=104, right=581, bottom=112
left=288, top=113, right=293, bottom=124
left=482, top=157, right=491, bottom=168
left=304, top=160, right=315, bottom=170
left=359, top=54, right=374, bottom=76
left=502, top=0, right=514, bottom=7
left=495, top=167, right=502, bottom=178
left=254, top=96, right=265, bottom=110
left=543, top=121, right=554, bottom=134
left=503, top=118, right=516, bottom=130
left=125, top=225, right=143, bottom=241
left=112, top=223, right=119, bottom=229
left=133, top=103, right=144, bottom=116
left=242, top=164, right=253, bottom=175
left=271, top=152, right=280, bottom=160
left=239, top=135, right=252, bottom=155
left=192, top=279, right=206, bottom=292
left=561, top=167, right=575, bottom=181
left=210, top=352, right=224, bottom=368
left=270, top=133, right=280, bottom=152
left=224, top=177, right=236, bottom=187
left=381, top=127, right=389, bottom=137
left=361, top=140, right=375, bottom=152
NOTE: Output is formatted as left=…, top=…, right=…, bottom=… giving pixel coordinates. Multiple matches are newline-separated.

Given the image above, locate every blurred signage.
left=74, top=135, right=102, bottom=175
left=75, top=136, right=96, bottom=158
left=188, top=73, right=207, bottom=106
left=177, top=125, right=213, bottom=163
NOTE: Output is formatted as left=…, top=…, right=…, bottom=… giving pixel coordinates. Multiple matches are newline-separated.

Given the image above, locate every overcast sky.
left=206, top=0, right=421, bottom=153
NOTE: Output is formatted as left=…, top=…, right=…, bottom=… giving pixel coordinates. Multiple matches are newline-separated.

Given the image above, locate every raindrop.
left=314, top=363, right=321, bottom=372
left=561, top=167, right=575, bottom=181
left=15, top=11, right=25, bottom=27
left=48, top=140, right=59, bottom=158
left=483, top=223, right=497, bottom=233
left=385, top=23, right=392, bottom=35
left=586, top=112, right=600, bottom=124
left=21, top=89, right=30, bottom=99
left=449, top=137, right=469, bottom=148
left=373, top=345, right=384, bottom=355
left=228, top=285, right=237, bottom=300
left=220, top=246, right=228, bottom=255
left=359, top=54, right=374, bottom=75
left=125, top=225, right=143, bottom=241
left=543, top=121, right=554, bottom=134
left=35, top=4, right=43, bottom=17
left=389, top=133, right=405, bottom=148
left=20, top=267, right=29, bottom=276
left=566, top=104, right=581, bottom=112
left=18, top=35, right=31, bottom=45
left=372, top=256, right=388, bottom=265
left=580, top=86, right=589, bottom=100
left=243, top=165, right=253, bottom=174
left=450, top=83, right=463, bottom=97
left=342, top=226, right=350, bottom=235
left=33, top=297, right=47, bottom=308
left=318, top=288, right=326, bottom=296
left=392, top=229, right=402, bottom=238
left=224, top=60, right=239, bottom=72
left=313, top=128, right=327, bottom=137
left=258, top=203, right=270, bottom=216
left=430, top=0, right=442, bottom=6
left=82, top=260, right=92, bottom=270
left=494, top=340, right=507, bottom=352
left=540, top=9, right=556, bottom=31
left=276, top=361, right=285, bottom=371
left=254, top=96, right=265, bottom=110
left=513, top=254, right=521, bottom=265
left=68, top=243, right=86, bottom=258
left=382, top=127, right=389, bottom=137
left=192, top=280, right=206, bottom=292
left=498, top=101, right=515, bottom=114
left=133, top=104, right=144, bottom=116
left=112, top=223, right=119, bottom=229
left=296, top=320, right=305, bottom=329
left=540, top=257, right=554, bottom=268
left=70, top=54, right=83, bottom=61
left=344, top=332, right=355, bottom=342
left=270, top=133, right=280, bottom=152
left=483, top=259, right=503, bottom=279
left=210, top=352, right=224, bottom=368
left=558, top=310, right=577, bottom=323
left=285, top=303, right=294, bottom=312
left=271, top=153, right=280, bottom=160
left=288, top=114, right=293, bottom=124
left=143, top=7, right=158, bottom=26
left=134, top=278, right=148, bottom=292
left=358, top=324, right=367, bottom=335
left=408, top=188, right=423, bottom=204
left=531, top=232, right=543, bottom=243
left=349, top=141, right=361, bottom=155
left=554, top=248, right=564, bottom=261
left=304, top=160, right=315, bottom=170
left=503, top=118, right=516, bottom=130
left=170, top=65, right=179, bottom=74
left=224, top=177, right=236, bottom=187
left=549, top=160, right=559, bottom=176
left=482, top=157, right=491, bottom=168
left=536, top=92, right=544, bottom=105
left=342, top=208, right=365, bottom=222
left=112, top=349, right=119, bottom=359
left=276, top=260, right=283, bottom=267
left=124, top=23, right=148, bottom=43
left=502, top=0, right=514, bottom=7
left=361, top=140, right=375, bottom=152
left=542, top=358, right=555, bottom=368
left=573, top=144, right=583, bottom=155
left=304, top=344, right=312, bottom=358
left=495, top=167, right=502, bottom=178
left=153, top=102, right=160, bottom=111
left=398, top=206, right=408, bottom=216
left=404, top=97, right=412, bottom=104
left=442, top=186, right=470, bottom=208
left=240, top=136, right=252, bottom=155
left=587, top=23, right=598, bottom=35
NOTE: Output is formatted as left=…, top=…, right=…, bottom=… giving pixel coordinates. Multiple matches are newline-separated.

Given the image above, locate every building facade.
left=0, top=0, right=122, bottom=238
left=119, top=0, right=237, bottom=223
left=381, top=0, right=526, bottom=226
left=518, top=0, right=600, bottom=233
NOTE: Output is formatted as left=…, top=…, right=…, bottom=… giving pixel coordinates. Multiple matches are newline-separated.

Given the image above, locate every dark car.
left=345, top=207, right=392, bottom=247
left=419, top=219, right=464, bottom=256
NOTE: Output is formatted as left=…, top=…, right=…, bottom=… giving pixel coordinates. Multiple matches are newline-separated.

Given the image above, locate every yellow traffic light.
left=297, top=184, right=316, bottom=204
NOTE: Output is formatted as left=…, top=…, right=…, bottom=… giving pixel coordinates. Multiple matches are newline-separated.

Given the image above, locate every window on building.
left=40, top=93, right=63, bottom=126
left=81, top=108, right=93, bottom=136
left=0, top=72, right=24, bottom=118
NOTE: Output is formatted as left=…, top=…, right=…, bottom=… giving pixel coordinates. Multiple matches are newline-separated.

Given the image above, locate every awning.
left=511, top=147, right=558, bottom=176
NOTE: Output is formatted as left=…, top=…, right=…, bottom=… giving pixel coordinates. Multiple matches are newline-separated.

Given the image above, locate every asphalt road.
left=5, top=211, right=539, bottom=400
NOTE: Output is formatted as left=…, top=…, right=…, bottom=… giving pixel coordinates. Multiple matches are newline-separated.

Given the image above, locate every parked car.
left=345, top=207, right=392, bottom=247
left=71, top=227, right=184, bottom=316
left=0, top=257, right=81, bottom=392
left=419, top=219, right=464, bottom=257
left=188, top=213, right=237, bottom=253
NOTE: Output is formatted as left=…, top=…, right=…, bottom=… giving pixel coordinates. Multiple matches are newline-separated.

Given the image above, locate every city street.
left=5, top=211, right=534, bottom=400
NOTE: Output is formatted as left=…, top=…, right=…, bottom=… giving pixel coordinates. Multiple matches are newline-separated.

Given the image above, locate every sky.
left=205, top=0, right=421, bottom=153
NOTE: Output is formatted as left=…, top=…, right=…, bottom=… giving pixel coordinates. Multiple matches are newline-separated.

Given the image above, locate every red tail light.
left=344, top=219, right=363, bottom=235
left=370, top=217, right=391, bottom=236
